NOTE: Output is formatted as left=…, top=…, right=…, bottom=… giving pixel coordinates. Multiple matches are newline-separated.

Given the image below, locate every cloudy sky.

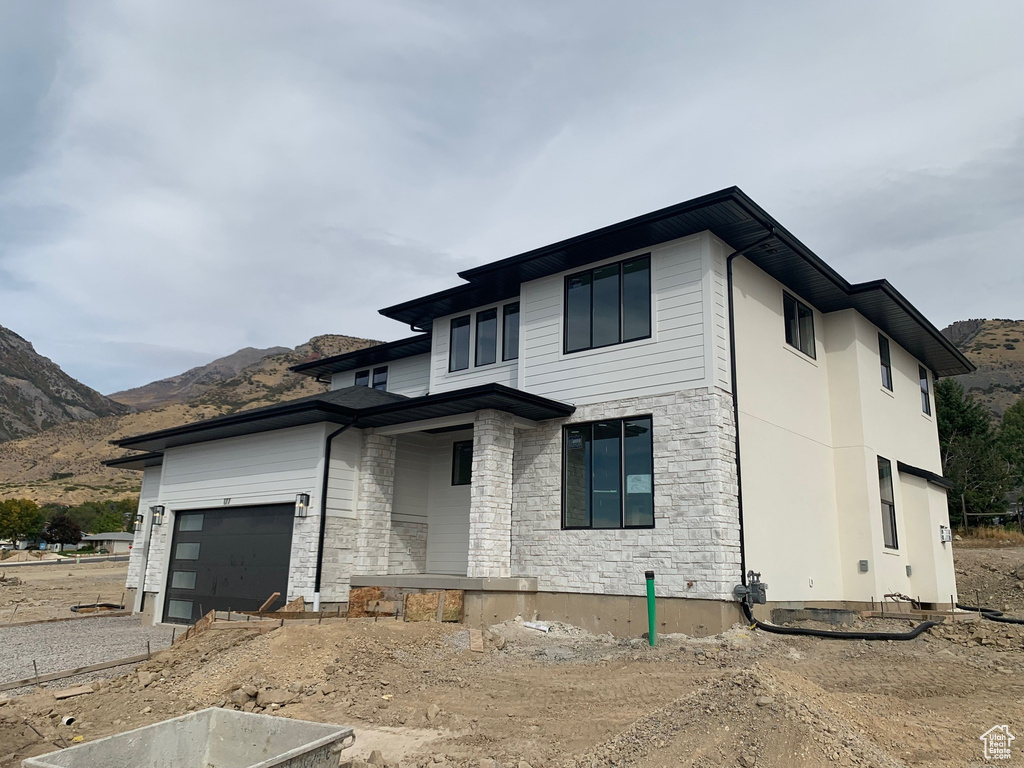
left=1, top=1, right=1021, bottom=394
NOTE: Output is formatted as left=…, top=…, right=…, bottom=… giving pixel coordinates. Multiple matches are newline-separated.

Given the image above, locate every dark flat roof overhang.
left=102, top=451, right=165, bottom=471
left=378, top=187, right=973, bottom=378
left=114, top=384, right=574, bottom=452
left=290, top=334, right=432, bottom=379
left=897, top=461, right=956, bottom=490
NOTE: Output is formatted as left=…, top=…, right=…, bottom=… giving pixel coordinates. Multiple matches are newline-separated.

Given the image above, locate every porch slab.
left=349, top=574, right=537, bottom=593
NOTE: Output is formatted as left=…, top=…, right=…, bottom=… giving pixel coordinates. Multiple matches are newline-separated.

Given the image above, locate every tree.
left=91, top=510, right=126, bottom=534
left=42, top=514, right=83, bottom=546
left=998, top=398, right=1024, bottom=491
left=935, top=379, right=1013, bottom=528
left=0, top=499, right=47, bottom=542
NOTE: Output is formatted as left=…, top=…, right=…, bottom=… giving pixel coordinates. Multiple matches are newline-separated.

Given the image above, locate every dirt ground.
left=0, top=548, right=1022, bottom=768
left=0, top=561, right=130, bottom=623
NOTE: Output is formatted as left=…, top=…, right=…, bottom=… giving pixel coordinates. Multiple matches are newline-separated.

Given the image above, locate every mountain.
left=109, top=346, right=291, bottom=409
left=0, top=325, right=129, bottom=443
left=942, top=318, right=1024, bottom=418
left=0, top=333, right=378, bottom=505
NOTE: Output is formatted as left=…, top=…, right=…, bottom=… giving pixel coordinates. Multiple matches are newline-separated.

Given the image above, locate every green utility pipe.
left=645, top=570, right=657, bottom=646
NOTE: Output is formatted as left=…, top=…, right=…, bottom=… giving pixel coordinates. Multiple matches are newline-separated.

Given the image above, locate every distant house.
left=79, top=532, right=134, bottom=554
left=107, top=187, right=972, bottom=632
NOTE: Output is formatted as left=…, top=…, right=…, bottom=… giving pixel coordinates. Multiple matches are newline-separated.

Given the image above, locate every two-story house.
left=109, top=187, right=971, bottom=634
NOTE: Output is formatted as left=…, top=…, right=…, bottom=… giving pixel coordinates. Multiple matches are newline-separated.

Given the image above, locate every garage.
left=162, top=504, right=294, bottom=624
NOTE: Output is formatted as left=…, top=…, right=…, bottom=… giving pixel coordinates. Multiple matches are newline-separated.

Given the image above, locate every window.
left=354, top=370, right=369, bottom=387
left=475, top=308, right=497, bottom=366
left=170, top=571, right=197, bottom=590
left=564, top=255, right=651, bottom=353
left=449, top=315, right=471, bottom=372
left=783, top=292, right=815, bottom=358
left=919, top=366, right=931, bottom=415
left=178, top=513, right=203, bottom=532
left=166, top=599, right=193, bottom=620
left=503, top=302, right=520, bottom=361
left=879, top=334, right=892, bottom=390
left=452, top=440, right=473, bottom=485
left=878, top=456, right=898, bottom=549
left=563, top=416, right=654, bottom=529
left=175, top=542, right=200, bottom=560
left=372, top=366, right=388, bottom=391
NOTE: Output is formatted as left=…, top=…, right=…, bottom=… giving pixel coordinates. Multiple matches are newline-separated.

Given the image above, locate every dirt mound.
left=0, top=551, right=60, bottom=563
left=954, top=544, right=1024, bottom=614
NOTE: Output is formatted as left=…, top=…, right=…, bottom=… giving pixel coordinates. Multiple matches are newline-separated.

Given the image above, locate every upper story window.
left=782, top=292, right=815, bottom=359
left=564, top=255, right=651, bottom=354
left=354, top=367, right=388, bottom=390
left=879, top=334, right=893, bottom=391
left=919, top=366, right=931, bottom=415
left=449, top=315, right=471, bottom=372
left=503, top=303, right=520, bottom=361
left=877, top=456, right=898, bottom=549
left=563, top=416, right=654, bottom=529
left=449, top=302, right=520, bottom=372
left=475, top=309, right=497, bottom=366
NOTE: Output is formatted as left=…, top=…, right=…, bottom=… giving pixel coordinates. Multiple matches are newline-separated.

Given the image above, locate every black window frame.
left=561, top=415, right=655, bottom=530
left=451, top=440, right=473, bottom=486
left=563, top=254, right=651, bottom=355
left=475, top=308, right=498, bottom=367
left=448, top=315, right=471, bottom=372
left=919, top=365, right=931, bottom=415
left=879, top=334, right=893, bottom=391
left=877, top=456, right=898, bottom=550
left=782, top=292, right=816, bottom=359
left=502, top=302, right=520, bottom=361
left=354, top=370, right=370, bottom=387
left=371, top=366, right=388, bottom=391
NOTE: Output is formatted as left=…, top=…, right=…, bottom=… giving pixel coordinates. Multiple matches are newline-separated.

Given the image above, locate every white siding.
left=330, top=354, right=430, bottom=398
left=424, top=430, right=472, bottom=575
left=393, top=433, right=431, bottom=523
left=429, top=301, right=520, bottom=394
left=708, top=234, right=733, bottom=392
left=126, top=465, right=161, bottom=591
left=519, top=234, right=707, bottom=404
left=325, top=429, right=362, bottom=520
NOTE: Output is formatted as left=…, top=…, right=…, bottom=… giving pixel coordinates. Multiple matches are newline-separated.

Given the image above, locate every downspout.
left=313, top=419, right=358, bottom=612
left=725, top=228, right=777, bottom=587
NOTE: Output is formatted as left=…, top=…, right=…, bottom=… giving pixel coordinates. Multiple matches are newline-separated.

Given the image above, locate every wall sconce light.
left=135, top=513, right=145, bottom=528
left=150, top=505, right=165, bottom=526
left=295, top=493, right=310, bottom=518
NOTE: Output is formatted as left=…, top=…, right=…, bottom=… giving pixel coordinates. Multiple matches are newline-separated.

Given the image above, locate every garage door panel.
left=163, top=504, right=293, bottom=624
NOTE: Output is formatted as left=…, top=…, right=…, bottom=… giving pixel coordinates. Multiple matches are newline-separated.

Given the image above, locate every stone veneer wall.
left=319, top=515, right=360, bottom=603
left=468, top=409, right=515, bottom=578
left=286, top=508, right=328, bottom=600
left=353, top=433, right=396, bottom=575
left=512, top=387, right=740, bottom=600
left=388, top=520, right=429, bottom=574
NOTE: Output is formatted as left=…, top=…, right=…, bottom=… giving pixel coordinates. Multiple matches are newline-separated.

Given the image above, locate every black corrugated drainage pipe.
left=956, top=603, right=1024, bottom=625
left=724, top=228, right=778, bottom=586
left=313, top=419, right=358, bottom=612
left=741, top=602, right=939, bottom=641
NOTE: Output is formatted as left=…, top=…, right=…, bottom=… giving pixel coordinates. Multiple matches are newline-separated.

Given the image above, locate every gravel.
left=0, top=616, right=174, bottom=690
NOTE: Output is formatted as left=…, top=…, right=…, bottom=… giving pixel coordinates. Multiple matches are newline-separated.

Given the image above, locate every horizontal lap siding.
left=127, top=466, right=161, bottom=591
left=429, top=304, right=520, bottom=394
left=159, top=424, right=326, bottom=507
left=710, top=235, right=733, bottom=392
left=325, top=429, right=362, bottom=520
left=329, top=354, right=429, bottom=398
left=521, top=235, right=708, bottom=404
left=425, top=431, right=472, bottom=576
left=393, top=433, right=431, bottom=523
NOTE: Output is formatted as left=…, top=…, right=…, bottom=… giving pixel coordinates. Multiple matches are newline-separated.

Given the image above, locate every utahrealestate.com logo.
left=980, top=725, right=1015, bottom=761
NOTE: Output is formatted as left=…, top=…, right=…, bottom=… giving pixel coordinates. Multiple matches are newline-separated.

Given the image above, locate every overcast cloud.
left=0, top=1, right=1021, bottom=393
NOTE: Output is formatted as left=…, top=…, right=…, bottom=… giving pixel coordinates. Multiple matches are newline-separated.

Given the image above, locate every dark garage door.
left=163, top=504, right=294, bottom=624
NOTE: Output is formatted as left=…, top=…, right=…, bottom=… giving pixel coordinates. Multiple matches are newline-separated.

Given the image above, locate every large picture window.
left=877, top=456, right=898, bottom=549
left=783, top=292, right=815, bottom=358
left=564, top=255, right=651, bottom=354
left=563, top=416, right=654, bottom=529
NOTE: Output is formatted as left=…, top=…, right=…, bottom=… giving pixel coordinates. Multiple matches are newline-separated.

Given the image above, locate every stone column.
left=353, top=432, right=396, bottom=575
left=468, top=409, right=515, bottom=578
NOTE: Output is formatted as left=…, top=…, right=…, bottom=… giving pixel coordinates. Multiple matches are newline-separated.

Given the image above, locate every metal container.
left=23, top=708, right=354, bottom=768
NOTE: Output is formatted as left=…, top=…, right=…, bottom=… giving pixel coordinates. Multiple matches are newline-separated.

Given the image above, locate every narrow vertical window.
left=878, top=456, right=898, bottom=549
left=622, top=417, right=654, bottom=527
left=591, top=265, right=621, bottom=348
left=372, top=367, right=388, bottom=391
left=591, top=421, right=622, bottom=527
left=919, top=366, right=931, bottom=415
left=563, top=424, right=591, bottom=528
left=622, top=256, right=651, bottom=341
left=565, top=273, right=592, bottom=353
left=502, top=303, right=520, bottom=361
left=783, top=292, right=815, bottom=358
left=449, top=315, right=471, bottom=372
left=354, top=370, right=369, bottom=387
left=475, top=309, right=497, bottom=366
left=451, top=440, right=473, bottom=485
left=879, top=334, right=893, bottom=391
